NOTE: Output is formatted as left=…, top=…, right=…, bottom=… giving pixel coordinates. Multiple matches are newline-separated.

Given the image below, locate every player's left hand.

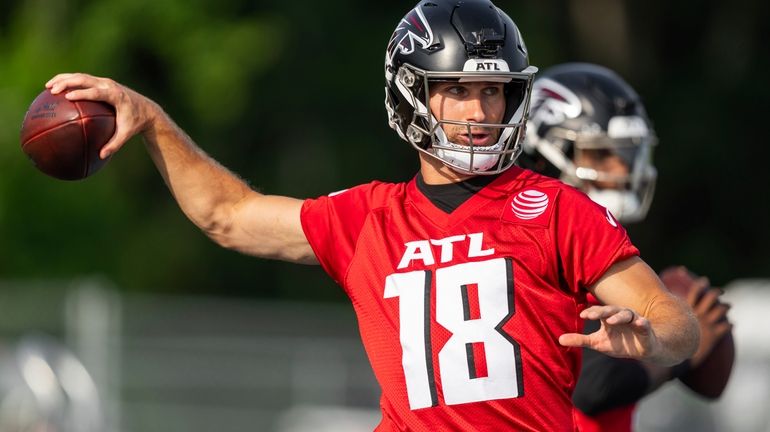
left=558, top=305, right=661, bottom=360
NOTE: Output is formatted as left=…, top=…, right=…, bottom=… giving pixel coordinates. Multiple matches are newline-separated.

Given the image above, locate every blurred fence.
left=0, top=279, right=379, bottom=432
left=117, top=292, right=380, bottom=432
left=1, top=278, right=768, bottom=432
left=0, top=279, right=115, bottom=432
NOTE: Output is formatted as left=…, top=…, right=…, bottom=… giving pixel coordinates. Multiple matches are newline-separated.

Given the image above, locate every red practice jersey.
left=300, top=167, right=638, bottom=431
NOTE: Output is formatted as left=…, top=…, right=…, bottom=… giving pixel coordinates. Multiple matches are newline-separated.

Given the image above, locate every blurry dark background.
left=1, top=0, right=767, bottom=299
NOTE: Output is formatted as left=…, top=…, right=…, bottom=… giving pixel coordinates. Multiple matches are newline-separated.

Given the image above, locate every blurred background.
left=0, top=0, right=768, bottom=431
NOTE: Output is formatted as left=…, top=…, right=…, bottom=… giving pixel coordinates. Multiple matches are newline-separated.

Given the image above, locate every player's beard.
left=441, top=124, right=501, bottom=147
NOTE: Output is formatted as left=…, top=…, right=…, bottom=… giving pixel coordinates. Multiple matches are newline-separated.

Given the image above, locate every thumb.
left=100, top=128, right=130, bottom=159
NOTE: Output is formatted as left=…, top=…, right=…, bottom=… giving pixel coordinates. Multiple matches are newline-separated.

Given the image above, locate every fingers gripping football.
left=659, top=266, right=733, bottom=367
left=46, top=73, right=158, bottom=159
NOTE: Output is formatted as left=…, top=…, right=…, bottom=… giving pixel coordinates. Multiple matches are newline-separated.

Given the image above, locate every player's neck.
left=419, top=153, right=475, bottom=185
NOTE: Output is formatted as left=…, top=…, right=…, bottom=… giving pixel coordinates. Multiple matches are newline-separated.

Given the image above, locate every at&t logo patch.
left=511, top=190, right=549, bottom=219
left=502, top=188, right=557, bottom=226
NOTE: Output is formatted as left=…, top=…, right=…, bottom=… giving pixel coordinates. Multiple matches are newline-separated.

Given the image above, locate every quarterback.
left=44, top=0, right=699, bottom=430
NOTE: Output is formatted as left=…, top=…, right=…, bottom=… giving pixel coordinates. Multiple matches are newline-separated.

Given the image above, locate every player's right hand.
left=46, top=73, right=161, bottom=160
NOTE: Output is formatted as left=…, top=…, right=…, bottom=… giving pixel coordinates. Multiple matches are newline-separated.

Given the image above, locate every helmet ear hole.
left=407, top=125, right=425, bottom=144
left=398, top=68, right=418, bottom=88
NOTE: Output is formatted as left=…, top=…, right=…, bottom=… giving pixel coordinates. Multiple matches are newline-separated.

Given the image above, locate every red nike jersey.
left=300, top=167, right=638, bottom=431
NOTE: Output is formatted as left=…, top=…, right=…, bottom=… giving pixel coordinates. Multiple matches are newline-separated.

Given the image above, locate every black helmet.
left=384, top=0, right=537, bottom=175
left=521, top=63, right=658, bottom=223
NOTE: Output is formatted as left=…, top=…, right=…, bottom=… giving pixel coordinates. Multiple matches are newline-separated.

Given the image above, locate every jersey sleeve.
left=554, top=187, right=639, bottom=292
left=300, top=182, right=382, bottom=286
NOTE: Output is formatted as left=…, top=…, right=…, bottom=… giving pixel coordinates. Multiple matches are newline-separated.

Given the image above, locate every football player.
left=44, top=1, right=700, bottom=430
left=521, top=62, right=735, bottom=431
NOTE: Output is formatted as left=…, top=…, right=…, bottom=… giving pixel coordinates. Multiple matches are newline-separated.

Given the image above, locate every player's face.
left=429, top=81, right=506, bottom=146
left=574, top=149, right=630, bottom=189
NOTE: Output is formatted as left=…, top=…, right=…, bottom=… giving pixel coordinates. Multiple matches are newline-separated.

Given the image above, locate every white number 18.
left=384, top=257, right=523, bottom=409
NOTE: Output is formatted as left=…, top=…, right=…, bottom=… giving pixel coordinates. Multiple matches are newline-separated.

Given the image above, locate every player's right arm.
left=45, top=73, right=318, bottom=265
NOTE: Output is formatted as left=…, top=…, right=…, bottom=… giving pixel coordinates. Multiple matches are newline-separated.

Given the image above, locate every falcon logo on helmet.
left=529, top=78, right=582, bottom=128
left=386, top=7, right=434, bottom=64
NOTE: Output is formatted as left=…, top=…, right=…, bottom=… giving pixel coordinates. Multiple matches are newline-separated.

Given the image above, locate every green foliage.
left=0, top=0, right=768, bottom=297
left=0, top=0, right=292, bottom=294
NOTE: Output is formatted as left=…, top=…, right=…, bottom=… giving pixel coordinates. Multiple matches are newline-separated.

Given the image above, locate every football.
left=20, top=89, right=115, bottom=180
left=659, top=266, right=735, bottom=398
left=680, top=332, right=735, bottom=398
left=659, top=266, right=699, bottom=298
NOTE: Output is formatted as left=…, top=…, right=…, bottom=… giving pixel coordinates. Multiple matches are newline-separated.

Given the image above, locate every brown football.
left=659, top=266, right=698, bottom=298
left=680, top=333, right=735, bottom=398
left=20, top=89, right=115, bottom=180
left=659, top=266, right=735, bottom=398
